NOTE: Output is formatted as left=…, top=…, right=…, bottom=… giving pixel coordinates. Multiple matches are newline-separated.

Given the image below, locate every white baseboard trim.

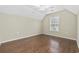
left=78, top=44, right=79, bottom=48
left=0, top=43, right=1, bottom=46
left=77, top=42, right=79, bottom=48
left=76, top=37, right=79, bottom=48
left=0, top=34, right=41, bottom=44
left=43, top=34, right=76, bottom=40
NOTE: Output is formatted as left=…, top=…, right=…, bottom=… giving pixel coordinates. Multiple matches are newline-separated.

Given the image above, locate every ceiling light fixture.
left=33, top=5, right=54, bottom=11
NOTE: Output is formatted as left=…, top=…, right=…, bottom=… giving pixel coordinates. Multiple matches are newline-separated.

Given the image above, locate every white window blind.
left=50, top=16, right=60, bottom=32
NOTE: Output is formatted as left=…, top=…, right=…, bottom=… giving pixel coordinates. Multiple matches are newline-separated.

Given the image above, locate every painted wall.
left=77, top=14, right=79, bottom=48
left=0, top=10, right=77, bottom=44
left=0, top=13, right=42, bottom=43
left=42, top=10, right=77, bottom=40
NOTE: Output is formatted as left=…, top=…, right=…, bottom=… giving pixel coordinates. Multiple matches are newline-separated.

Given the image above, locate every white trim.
left=0, top=43, right=1, bottom=46
left=43, top=33, right=76, bottom=40
left=77, top=34, right=79, bottom=48
left=76, top=31, right=79, bottom=48
left=75, top=38, right=79, bottom=48
left=77, top=41, right=79, bottom=48
left=77, top=44, right=79, bottom=48
left=0, top=34, right=41, bottom=44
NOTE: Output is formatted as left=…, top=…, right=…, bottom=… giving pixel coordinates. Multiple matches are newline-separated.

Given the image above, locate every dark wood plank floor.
left=0, top=34, right=78, bottom=53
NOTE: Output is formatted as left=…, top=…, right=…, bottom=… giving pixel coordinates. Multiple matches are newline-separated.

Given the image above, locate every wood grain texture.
left=0, top=34, right=78, bottom=53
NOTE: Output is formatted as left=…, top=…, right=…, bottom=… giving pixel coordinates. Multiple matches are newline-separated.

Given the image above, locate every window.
left=50, top=16, right=60, bottom=32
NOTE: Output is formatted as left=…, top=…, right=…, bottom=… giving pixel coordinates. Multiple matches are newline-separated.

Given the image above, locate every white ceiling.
left=0, top=5, right=79, bottom=20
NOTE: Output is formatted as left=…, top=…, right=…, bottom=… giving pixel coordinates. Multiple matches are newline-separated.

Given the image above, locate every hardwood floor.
left=0, top=34, right=78, bottom=53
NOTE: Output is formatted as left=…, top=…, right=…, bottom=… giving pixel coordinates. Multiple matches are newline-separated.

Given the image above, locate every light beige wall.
left=77, top=14, right=79, bottom=48
left=0, top=10, right=77, bottom=43
left=42, top=10, right=77, bottom=40
left=0, top=13, right=42, bottom=43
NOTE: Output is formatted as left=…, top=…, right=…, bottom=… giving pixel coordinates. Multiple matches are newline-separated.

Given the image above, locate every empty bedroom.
left=0, top=5, right=79, bottom=53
